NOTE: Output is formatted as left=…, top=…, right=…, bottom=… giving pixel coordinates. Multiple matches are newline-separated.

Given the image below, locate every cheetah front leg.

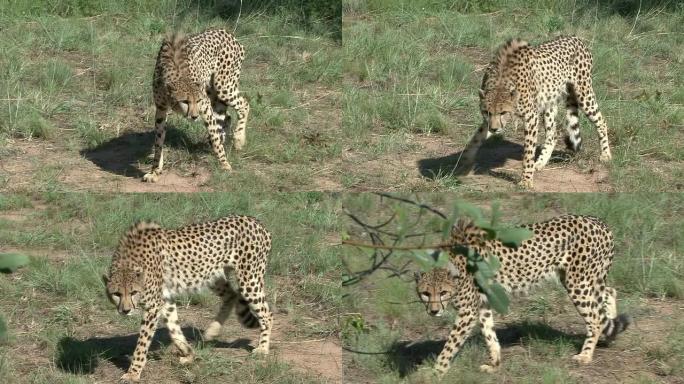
left=478, top=308, right=501, bottom=373
left=142, top=108, right=169, bottom=183
left=534, top=104, right=558, bottom=171
left=226, top=93, right=250, bottom=151
left=518, top=108, right=540, bottom=189
left=432, top=309, right=476, bottom=379
left=120, top=305, right=162, bottom=384
left=455, top=122, right=490, bottom=175
left=198, top=97, right=232, bottom=171
left=162, top=302, right=194, bottom=365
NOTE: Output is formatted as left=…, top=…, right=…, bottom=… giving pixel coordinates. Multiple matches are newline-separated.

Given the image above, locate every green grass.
left=0, top=192, right=341, bottom=383
left=0, top=0, right=341, bottom=192
left=341, top=192, right=684, bottom=383
left=343, top=0, right=684, bottom=191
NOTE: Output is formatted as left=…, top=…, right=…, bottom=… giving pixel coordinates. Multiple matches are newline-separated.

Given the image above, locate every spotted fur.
left=144, top=29, right=249, bottom=182
left=457, top=36, right=612, bottom=188
left=415, top=215, right=630, bottom=378
left=103, top=216, right=272, bottom=383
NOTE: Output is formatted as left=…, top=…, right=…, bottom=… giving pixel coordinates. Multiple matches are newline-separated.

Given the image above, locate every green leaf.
left=495, top=227, right=534, bottom=247
left=441, top=214, right=458, bottom=240
left=411, top=250, right=442, bottom=271
left=488, top=255, right=501, bottom=271
left=0, top=253, right=29, bottom=273
left=434, top=251, right=450, bottom=268
left=487, top=282, right=510, bottom=314
left=475, top=260, right=495, bottom=279
left=452, top=201, right=484, bottom=222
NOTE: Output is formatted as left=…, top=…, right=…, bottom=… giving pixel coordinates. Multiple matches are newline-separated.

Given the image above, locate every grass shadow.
left=386, top=321, right=584, bottom=378
left=56, top=326, right=251, bottom=374
left=182, top=0, right=341, bottom=40
left=80, top=126, right=211, bottom=178
left=418, top=137, right=577, bottom=183
left=417, top=137, right=523, bottom=181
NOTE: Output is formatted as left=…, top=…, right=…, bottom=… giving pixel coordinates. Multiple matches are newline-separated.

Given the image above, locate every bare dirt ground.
left=1, top=240, right=341, bottom=383
left=343, top=298, right=684, bottom=384
left=0, top=140, right=213, bottom=193
left=342, top=135, right=610, bottom=192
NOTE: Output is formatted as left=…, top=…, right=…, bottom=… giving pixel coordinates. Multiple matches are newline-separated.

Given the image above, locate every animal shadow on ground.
left=417, top=137, right=574, bottom=183
left=386, top=322, right=584, bottom=377
left=80, top=126, right=212, bottom=178
left=56, top=326, right=251, bottom=374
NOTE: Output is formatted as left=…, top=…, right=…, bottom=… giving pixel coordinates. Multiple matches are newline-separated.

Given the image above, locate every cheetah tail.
left=235, top=298, right=260, bottom=329
left=602, top=313, right=632, bottom=341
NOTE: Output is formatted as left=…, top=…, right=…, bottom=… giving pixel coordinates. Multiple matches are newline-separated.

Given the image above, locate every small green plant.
left=342, top=194, right=532, bottom=314
left=0, top=252, right=29, bottom=342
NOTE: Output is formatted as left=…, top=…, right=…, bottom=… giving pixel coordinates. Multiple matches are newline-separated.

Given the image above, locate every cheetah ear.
left=414, top=271, right=422, bottom=283
left=510, top=89, right=518, bottom=99
left=446, top=262, right=460, bottom=279
left=102, top=274, right=109, bottom=285
left=478, top=89, right=485, bottom=99
left=454, top=218, right=472, bottom=231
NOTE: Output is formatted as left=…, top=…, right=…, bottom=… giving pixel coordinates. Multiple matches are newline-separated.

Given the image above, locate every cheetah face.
left=102, top=268, right=144, bottom=316
left=415, top=267, right=458, bottom=317
left=171, top=80, right=203, bottom=121
left=479, top=88, right=517, bottom=135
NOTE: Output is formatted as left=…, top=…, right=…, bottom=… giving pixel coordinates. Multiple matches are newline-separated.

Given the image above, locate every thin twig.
left=341, top=239, right=451, bottom=251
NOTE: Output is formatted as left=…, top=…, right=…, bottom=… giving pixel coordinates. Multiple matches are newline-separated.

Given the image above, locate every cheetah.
left=102, top=216, right=272, bottom=383
left=415, top=215, right=630, bottom=378
left=456, top=36, right=612, bottom=189
left=144, top=29, right=250, bottom=182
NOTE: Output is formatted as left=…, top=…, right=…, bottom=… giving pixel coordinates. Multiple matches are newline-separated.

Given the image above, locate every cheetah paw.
left=534, top=161, right=548, bottom=171
left=252, top=346, right=269, bottom=355
left=142, top=172, right=160, bottom=183
left=220, top=162, right=232, bottom=171
left=479, top=364, right=499, bottom=373
left=600, top=152, right=612, bottom=162
left=571, top=353, right=593, bottom=364
left=517, top=179, right=534, bottom=189
left=179, top=354, right=195, bottom=365
left=119, top=372, right=140, bottom=384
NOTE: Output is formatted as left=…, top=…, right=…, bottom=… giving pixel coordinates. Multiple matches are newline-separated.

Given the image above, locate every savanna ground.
left=0, top=0, right=342, bottom=192
left=343, top=0, right=683, bottom=192
left=0, top=193, right=342, bottom=383
left=341, top=193, right=684, bottom=383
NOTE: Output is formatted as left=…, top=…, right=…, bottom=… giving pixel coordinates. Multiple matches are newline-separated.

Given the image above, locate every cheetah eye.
left=130, top=290, right=140, bottom=296
left=440, top=291, right=450, bottom=296
left=420, top=291, right=431, bottom=297
left=111, top=292, right=121, bottom=298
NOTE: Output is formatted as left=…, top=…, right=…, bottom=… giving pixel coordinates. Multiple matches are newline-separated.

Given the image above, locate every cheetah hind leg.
left=238, top=283, right=272, bottom=355
left=204, top=278, right=239, bottom=342
left=563, top=88, right=583, bottom=153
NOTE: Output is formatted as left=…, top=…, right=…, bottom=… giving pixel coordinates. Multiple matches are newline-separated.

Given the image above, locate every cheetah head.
left=450, top=218, right=489, bottom=248
left=170, top=79, right=203, bottom=121
left=415, top=264, right=459, bottom=317
left=102, top=266, right=144, bottom=316
left=479, top=87, right=517, bottom=136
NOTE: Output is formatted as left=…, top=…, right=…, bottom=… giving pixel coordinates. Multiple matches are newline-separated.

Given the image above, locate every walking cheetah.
left=144, top=29, right=250, bottom=182
left=103, top=216, right=273, bottom=383
left=415, top=215, right=630, bottom=378
left=456, top=36, right=612, bottom=188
